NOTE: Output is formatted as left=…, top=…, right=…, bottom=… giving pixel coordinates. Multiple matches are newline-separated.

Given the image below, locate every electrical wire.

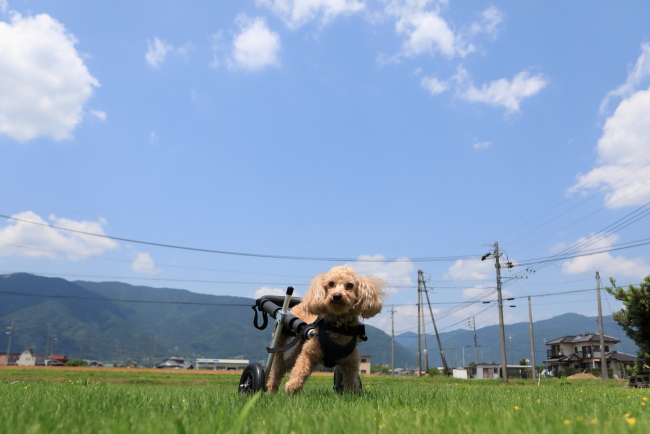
left=0, top=213, right=479, bottom=263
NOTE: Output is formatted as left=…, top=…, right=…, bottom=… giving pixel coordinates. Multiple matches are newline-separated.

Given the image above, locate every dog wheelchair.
left=238, top=286, right=366, bottom=394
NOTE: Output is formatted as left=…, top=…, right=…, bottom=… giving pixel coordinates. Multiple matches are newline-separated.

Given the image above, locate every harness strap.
left=252, top=305, right=268, bottom=330
left=266, top=325, right=313, bottom=353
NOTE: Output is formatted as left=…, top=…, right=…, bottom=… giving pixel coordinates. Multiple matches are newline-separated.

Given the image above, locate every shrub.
left=65, top=360, right=88, bottom=367
left=429, top=367, right=441, bottom=376
left=558, top=367, right=578, bottom=378
left=371, top=364, right=390, bottom=375
left=592, top=368, right=614, bottom=377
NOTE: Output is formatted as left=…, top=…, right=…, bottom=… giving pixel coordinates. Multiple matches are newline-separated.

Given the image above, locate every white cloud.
left=149, top=131, right=159, bottom=146
left=351, top=254, right=415, bottom=292
left=444, top=258, right=492, bottom=281
left=145, top=38, right=190, bottom=69
left=229, top=15, right=281, bottom=71
left=145, top=37, right=171, bottom=68
left=562, top=234, right=649, bottom=280
left=0, top=211, right=118, bottom=260
left=600, top=43, right=650, bottom=114
left=131, top=252, right=160, bottom=274
left=384, top=2, right=504, bottom=61
left=90, top=110, right=106, bottom=121
left=473, top=140, right=490, bottom=150
left=420, top=75, right=448, bottom=95
left=1, top=1, right=8, bottom=13
left=469, top=6, right=504, bottom=39
left=569, top=47, right=650, bottom=208
left=454, top=66, right=547, bottom=112
left=257, top=0, right=365, bottom=29
left=0, top=13, right=99, bottom=141
left=253, top=287, right=301, bottom=299
left=366, top=303, right=429, bottom=335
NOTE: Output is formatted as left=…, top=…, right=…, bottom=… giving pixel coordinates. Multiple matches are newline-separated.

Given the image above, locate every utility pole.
left=416, top=273, right=422, bottom=377
left=419, top=282, right=429, bottom=374
left=449, top=341, right=455, bottom=368
left=78, top=329, right=85, bottom=364
left=114, top=340, right=119, bottom=368
left=528, top=297, right=537, bottom=380
left=596, top=272, right=608, bottom=382
left=5, top=321, right=15, bottom=365
left=493, top=242, right=509, bottom=383
left=462, top=345, right=466, bottom=367
left=421, top=272, right=449, bottom=375
left=45, top=323, right=52, bottom=356
left=472, top=316, right=479, bottom=364
left=148, top=333, right=155, bottom=369
left=390, top=306, right=395, bottom=376
left=507, top=333, right=514, bottom=366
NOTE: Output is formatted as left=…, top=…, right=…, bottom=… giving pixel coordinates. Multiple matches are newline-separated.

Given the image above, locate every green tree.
left=65, top=359, right=88, bottom=367
left=428, top=367, right=441, bottom=376
left=606, top=276, right=650, bottom=370
left=519, top=358, right=528, bottom=366
left=371, top=364, right=390, bottom=375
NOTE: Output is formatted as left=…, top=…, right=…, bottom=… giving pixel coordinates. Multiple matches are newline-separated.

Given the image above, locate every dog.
left=266, top=265, right=387, bottom=395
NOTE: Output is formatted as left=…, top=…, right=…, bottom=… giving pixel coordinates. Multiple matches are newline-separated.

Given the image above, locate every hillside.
left=397, top=312, right=638, bottom=368
left=0, top=273, right=416, bottom=367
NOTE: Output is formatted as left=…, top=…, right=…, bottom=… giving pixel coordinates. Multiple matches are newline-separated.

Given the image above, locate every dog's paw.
left=284, top=380, right=303, bottom=396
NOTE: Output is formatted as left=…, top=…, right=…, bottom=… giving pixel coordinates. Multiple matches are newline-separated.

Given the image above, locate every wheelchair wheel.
left=238, top=363, right=265, bottom=394
left=333, top=365, right=362, bottom=393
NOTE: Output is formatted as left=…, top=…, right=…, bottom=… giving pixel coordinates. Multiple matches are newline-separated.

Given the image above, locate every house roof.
left=546, top=333, right=620, bottom=345
left=607, top=351, right=637, bottom=362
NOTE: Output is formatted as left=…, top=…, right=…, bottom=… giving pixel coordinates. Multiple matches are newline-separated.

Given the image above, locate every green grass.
left=1, top=370, right=648, bottom=433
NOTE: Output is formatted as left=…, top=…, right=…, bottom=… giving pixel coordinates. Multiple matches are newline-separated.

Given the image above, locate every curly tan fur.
left=266, top=265, right=387, bottom=395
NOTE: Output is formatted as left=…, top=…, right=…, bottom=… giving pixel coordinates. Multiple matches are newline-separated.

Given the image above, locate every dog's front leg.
left=337, top=351, right=361, bottom=392
left=266, top=335, right=290, bottom=393
left=284, top=342, right=319, bottom=396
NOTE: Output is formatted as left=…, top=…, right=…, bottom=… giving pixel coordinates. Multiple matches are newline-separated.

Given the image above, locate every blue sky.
left=1, top=0, right=650, bottom=338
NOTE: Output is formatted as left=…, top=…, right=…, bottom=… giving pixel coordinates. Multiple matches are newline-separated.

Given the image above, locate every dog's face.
left=302, top=265, right=386, bottom=320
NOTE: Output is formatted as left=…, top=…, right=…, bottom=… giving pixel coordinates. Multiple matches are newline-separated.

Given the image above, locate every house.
left=466, top=364, right=501, bottom=379
left=45, top=354, right=70, bottom=366
left=86, top=360, right=104, bottom=367
left=195, top=358, right=249, bottom=370
left=16, top=349, right=45, bottom=366
left=543, top=332, right=636, bottom=377
left=124, top=361, right=138, bottom=368
left=155, top=356, right=194, bottom=369
left=359, top=355, right=371, bottom=375
left=0, top=352, right=21, bottom=365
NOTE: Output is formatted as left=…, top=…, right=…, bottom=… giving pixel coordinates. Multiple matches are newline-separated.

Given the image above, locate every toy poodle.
left=266, top=265, right=387, bottom=395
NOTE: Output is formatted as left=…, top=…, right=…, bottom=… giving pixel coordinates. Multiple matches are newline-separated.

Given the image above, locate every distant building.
left=16, top=349, right=45, bottom=366
left=0, top=352, right=21, bottom=365
left=359, top=355, right=371, bottom=375
left=124, top=361, right=138, bottom=368
left=155, top=356, right=193, bottom=369
left=86, top=360, right=104, bottom=368
left=465, top=364, right=500, bottom=379
left=45, top=354, right=70, bottom=366
left=543, top=332, right=636, bottom=377
left=195, top=359, right=248, bottom=370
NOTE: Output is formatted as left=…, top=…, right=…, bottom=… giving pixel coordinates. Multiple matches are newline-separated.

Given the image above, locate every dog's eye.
left=345, top=283, right=354, bottom=290
left=328, top=281, right=335, bottom=288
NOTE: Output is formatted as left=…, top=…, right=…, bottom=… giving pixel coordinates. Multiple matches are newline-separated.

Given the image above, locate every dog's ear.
left=355, top=276, right=387, bottom=319
left=302, top=273, right=328, bottom=316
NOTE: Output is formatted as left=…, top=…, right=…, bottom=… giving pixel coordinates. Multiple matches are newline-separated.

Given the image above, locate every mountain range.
left=0, top=273, right=415, bottom=367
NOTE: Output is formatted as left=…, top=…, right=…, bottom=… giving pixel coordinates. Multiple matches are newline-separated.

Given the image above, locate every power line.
left=0, top=290, right=252, bottom=306
left=0, top=213, right=478, bottom=263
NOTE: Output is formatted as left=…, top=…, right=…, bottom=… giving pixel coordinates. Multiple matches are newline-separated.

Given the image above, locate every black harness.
left=314, top=317, right=366, bottom=368
left=263, top=315, right=367, bottom=367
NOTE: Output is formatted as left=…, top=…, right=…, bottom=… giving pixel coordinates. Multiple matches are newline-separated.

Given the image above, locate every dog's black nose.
left=333, top=294, right=342, bottom=301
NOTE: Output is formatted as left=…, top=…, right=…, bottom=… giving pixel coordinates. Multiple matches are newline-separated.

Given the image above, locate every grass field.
left=1, top=367, right=647, bottom=433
